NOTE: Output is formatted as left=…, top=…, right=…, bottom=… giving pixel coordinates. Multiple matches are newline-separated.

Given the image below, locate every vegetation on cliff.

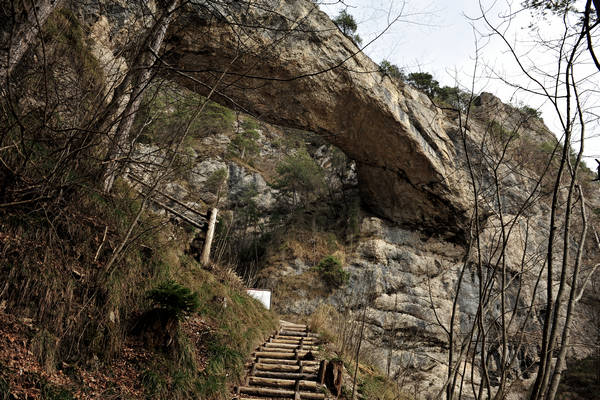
left=1, top=1, right=600, bottom=400
left=0, top=3, right=279, bottom=398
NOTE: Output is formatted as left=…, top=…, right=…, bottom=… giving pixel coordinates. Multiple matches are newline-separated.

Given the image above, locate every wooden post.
left=201, top=207, right=218, bottom=265
left=317, top=360, right=327, bottom=384
left=294, top=380, right=301, bottom=400
left=246, top=364, right=256, bottom=385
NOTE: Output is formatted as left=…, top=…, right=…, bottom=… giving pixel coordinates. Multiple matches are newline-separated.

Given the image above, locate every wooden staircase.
left=233, top=321, right=329, bottom=400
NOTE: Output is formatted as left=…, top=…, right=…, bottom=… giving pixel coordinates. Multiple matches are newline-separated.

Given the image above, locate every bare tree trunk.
left=103, top=51, right=235, bottom=277
left=101, top=0, right=179, bottom=193
left=202, top=208, right=218, bottom=265
left=351, top=301, right=367, bottom=400
left=386, top=294, right=398, bottom=378
left=0, top=0, right=64, bottom=81
left=547, top=186, right=587, bottom=399
left=530, top=28, right=588, bottom=399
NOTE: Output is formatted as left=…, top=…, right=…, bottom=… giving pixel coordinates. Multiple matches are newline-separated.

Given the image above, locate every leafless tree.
left=426, top=2, right=600, bottom=399
left=0, top=0, right=65, bottom=81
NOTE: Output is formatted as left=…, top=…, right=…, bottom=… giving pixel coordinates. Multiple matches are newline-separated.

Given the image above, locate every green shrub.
left=204, top=168, right=228, bottom=199
left=141, top=369, right=168, bottom=398
left=31, top=329, right=58, bottom=373
left=539, top=140, right=557, bottom=154
left=146, top=281, right=200, bottom=320
left=434, top=85, right=472, bottom=111
left=488, top=120, right=518, bottom=142
left=520, top=105, right=542, bottom=119
left=136, top=88, right=235, bottom=145
left=230, top=130, right=260, bottom=160
left=379, top=60, right=405, bottom=81
left=359, top=374, right=401, bottom=400
left=241, top=118, right=259, bottom=132
left=272, top=148, right=325, bottom=207
left=197, top=339, right=244, bottom=396
left=333, top=10, right=362, bottom=45
left=404, top=71, right=472, bottom=111
left=315, top=256, right=349, bottom=287
left=38, top=377, right=74, bottom=400
left=229, top=120, right=261, bottom=161
left=45, top=8, right=103, bottom=93
left=538, top=141, right=587, bottom=172
left=197, top=101, right=236, bottom=136
left=406, top=72, right=439, bottom=97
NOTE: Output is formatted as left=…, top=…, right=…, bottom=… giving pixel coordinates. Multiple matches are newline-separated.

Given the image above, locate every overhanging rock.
left=164, top=0, right=471, bottom=236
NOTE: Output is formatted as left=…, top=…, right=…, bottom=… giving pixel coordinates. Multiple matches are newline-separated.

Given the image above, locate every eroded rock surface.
left=164, top=0, right=471, bottom=236
left=73, top=1, right=600, bottom=398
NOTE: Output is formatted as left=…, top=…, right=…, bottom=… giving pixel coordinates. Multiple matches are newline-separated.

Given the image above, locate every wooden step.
left=254, top=363, right=318, bottom=373
left=271, top=338, right=318, bottom=345
left=263, top=342, right=319, bottom=350
left=233, top=397, right=271, bottom=400
left=237, top=386, right=325, bottom=399
left=254, top=370, right=317, bottom=380
left=236, top=323, right=327, bottom=400
left=269, top=341, right=318, bottom=348
left=248, top=376, right=319, bottom=390
left=280, top=321, right=307, bottom=329
left=253, top=351, right=310, bottom=359
left=257, top=358, right=319, bottom=366
left=280, top=327, right=308, bottom=333
left=277, top=331, right=319, bottom=338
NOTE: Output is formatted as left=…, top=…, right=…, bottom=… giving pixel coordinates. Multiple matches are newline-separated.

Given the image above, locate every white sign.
left=246, top=289, right=271, bottom=310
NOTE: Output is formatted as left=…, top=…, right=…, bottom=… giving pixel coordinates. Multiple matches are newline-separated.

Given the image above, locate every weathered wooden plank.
left=280, top=322, right=307, bottom=329
left=254, top=364, right=318, bottom=373
left=237, top=386, right=325, bottom=399
left=248, top=376, right=319, bottom=389
left=254, top=370, right=317, bottom=380
left=201, top=207, right=218, bottom=264
left=277, top=332, right=319, bottom=338
left=264, top=342, right=319, bottom=350
left=317, top=360, right=327, bottom=385
left=257, top=358, right=319, bottom=366
left=271, top=338, right=318, bottom=345
left=281, top=326, right=308, bottom=332
left=253, top=351, right=310, bottom=359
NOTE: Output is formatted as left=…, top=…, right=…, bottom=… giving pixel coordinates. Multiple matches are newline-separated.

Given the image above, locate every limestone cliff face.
left=76, top=1, right=600, bottom=398
left=163, top=0, right=472, bottom=237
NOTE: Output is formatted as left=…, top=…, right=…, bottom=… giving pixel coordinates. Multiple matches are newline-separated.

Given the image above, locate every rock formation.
left=163, top=0, right=472, bottom=237
left=70, top=1, right=600, bottom=398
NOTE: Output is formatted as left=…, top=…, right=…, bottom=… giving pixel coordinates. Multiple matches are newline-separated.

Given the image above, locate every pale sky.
left=319, top=0, right=600, bottom=165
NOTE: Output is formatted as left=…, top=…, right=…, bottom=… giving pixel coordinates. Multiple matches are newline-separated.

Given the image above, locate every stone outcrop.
left=72, top=1, right=600, bottom=398
left=163, top=0, right=471, bottom=236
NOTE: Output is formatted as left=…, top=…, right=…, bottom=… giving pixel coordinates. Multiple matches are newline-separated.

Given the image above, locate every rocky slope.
left=42, top=0, right=600, bottom=398
left=121, top=89, right=598, bottom=399
left=163, top=0, right=475, bottom=237
left=77, top=0, right=464, bottom=237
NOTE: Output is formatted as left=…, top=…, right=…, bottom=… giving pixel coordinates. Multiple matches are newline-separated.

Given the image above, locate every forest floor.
left=0, top=310, right=214, bottom=399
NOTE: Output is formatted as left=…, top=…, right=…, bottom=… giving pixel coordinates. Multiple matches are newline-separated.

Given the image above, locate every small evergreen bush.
left=488, top=120, right=517, bottom=142
left=520, top=105, right=542, bottom=119
left=379, top=60, right=405, bottom=81
left=146, top=280, right=200, bottom=320
left=333, top=10, right=362, bottom=45
left=315, top=256, right=349, bottom=287
left=272, top=148, right=325, bottom=207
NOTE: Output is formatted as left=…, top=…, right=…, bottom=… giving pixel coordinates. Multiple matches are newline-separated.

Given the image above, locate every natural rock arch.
left=164, top=0, right=471, bottom=237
